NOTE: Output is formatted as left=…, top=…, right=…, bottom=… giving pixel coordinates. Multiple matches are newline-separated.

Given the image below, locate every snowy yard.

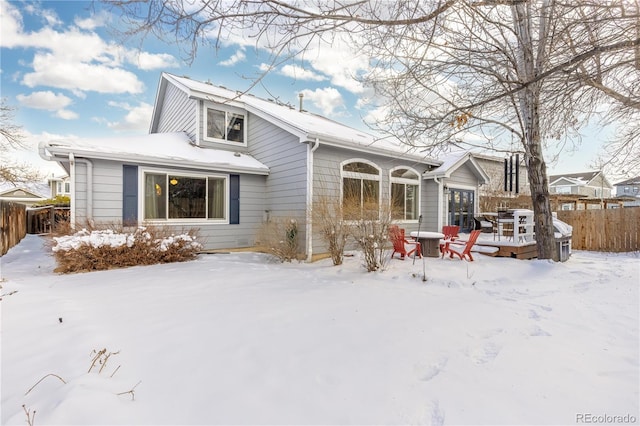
left=1, top=235, right=638, bottom=425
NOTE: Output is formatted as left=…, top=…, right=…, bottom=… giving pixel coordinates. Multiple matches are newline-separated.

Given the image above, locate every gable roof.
left=548, top=171, right=602, bottom=186
left=614, top=176, right=640, bottom=186
left=39, top=132, right=269, bottom=175
left=0, top=182, right=49, bottom=200
left=152, top=73, right=440, bottom=166
left=422, top=151, right=489, bottom=184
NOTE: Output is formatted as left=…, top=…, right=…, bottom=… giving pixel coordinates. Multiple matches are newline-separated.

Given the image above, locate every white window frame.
left=340, top=159, right=381, bottom=220
left=389, top=166, right=421, bottom=222
left=202, top=101, right=247, bottom=146
left=140, top=167, right=229, bottom=224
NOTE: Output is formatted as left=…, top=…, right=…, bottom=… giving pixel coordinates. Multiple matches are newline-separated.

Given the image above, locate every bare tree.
left=0, top=99, right=42, bottom=185
left=107, top=0, right=640, bottom=260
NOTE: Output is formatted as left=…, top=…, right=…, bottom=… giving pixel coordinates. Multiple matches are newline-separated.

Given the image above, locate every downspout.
left=434, top=176, right=444, bottom=231
left=305, top=138, right=320, bottom=262
left=69, top=153, right=94, bottom=227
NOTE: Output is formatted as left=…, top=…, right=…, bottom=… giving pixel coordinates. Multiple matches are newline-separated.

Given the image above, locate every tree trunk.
left=512, top=2, right=557, bottom=261
left=525, top=132, right=558, bottom=261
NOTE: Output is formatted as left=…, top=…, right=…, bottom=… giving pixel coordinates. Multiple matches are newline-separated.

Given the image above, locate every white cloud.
left=220, top=50, right=246, bottom=67
left=299, top=87, right=345, bottom=116
left=279, top=65, right=326, bottom=82
left=23, top=52, right=145, bottom=94
left=74, top=10, right=110, bottom=30
left=0, top=1, right=176, bottom=95
left=55, top=110, right=79, bottom=120
left=16, top=91, right=72, bottom=110
left=106, top=102, right=153, bottom=132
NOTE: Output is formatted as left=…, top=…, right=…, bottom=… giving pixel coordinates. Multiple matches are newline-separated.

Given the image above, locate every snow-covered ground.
left=1, top=234, right=638, bottom=425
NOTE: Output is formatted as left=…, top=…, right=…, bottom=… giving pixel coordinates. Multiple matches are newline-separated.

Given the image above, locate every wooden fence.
left=1, top=201, right=27, bottom=256
left=556, top=208, right=640, bottom=252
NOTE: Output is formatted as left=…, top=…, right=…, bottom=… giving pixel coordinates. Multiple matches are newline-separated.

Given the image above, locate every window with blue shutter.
left=230, top=174, right=240, bottom=224
left=123, top=165, right=138, bottom=226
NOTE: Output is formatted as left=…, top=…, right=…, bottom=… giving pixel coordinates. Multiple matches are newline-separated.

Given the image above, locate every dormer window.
left=203, top=103, right=246, bottom=145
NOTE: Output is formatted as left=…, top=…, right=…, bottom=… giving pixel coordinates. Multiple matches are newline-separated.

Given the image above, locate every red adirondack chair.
left=442, top=229, right=482, bottom=261
left=439, top=225, right=460, bottom=255
left=389, top=225, right=422, bottom=260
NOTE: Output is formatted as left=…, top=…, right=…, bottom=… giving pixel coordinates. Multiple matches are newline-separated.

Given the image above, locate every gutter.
left=434, top=176, right=445, bottom=231
left=40, top=144, right=270, bottom=176
left=305, top=138, right=320, bottom=262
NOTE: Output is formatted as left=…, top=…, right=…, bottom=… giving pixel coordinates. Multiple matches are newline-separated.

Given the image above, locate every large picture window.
left=390, top=168, right=420, bottom=221
left=144, top=171, right=227, bottom=221
left=204, top=105, right=245, bottom=144
left=342, top=160, right=380, bottom=220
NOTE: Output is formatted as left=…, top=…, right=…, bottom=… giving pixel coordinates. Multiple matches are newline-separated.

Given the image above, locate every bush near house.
left=51, top=226, right=202, bottom=273
left=256, top=217, right=301, bottom=262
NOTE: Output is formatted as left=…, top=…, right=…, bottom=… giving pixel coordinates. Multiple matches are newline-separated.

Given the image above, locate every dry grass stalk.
left=24, top=373, right=67, bottom=396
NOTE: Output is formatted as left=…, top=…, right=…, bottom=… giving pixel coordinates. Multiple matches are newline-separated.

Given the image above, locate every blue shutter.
left=123, top=165, right=138, bottom=226
left=230, top=174, right=240, bottom=224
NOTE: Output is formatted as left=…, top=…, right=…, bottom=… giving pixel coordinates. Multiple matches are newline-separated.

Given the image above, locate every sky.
left=0, top=0, right=616, bottom=180
left=1, top=233, right=638, bottom=424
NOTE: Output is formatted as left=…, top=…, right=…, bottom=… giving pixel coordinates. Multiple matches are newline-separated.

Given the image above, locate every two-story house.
left=38, top=72, right=489, bottom=259
left=613, top=176, right=640, bottom=207
left=548, top=171, right=613, bottom=198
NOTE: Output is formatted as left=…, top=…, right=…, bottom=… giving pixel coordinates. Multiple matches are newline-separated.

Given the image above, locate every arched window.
left=342, top=160, right=381, bottom=220
left=390, top=167, right=420, bottom=221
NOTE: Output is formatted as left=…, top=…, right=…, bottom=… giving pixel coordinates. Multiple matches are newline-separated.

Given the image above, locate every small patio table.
left=410, top=231, right=445, bottom=258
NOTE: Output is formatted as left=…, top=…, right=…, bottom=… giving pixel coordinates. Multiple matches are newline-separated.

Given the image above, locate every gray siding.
left=445, top=163, right=480, bottom=189
left=156, top=84, right=197, bottom=139
left=196, top=173, right=267, bottom=249
left=72, top=162, right=88, bottom=225
left=92, top=161, right=124, bottom=221
left=311, top=144, right=434, bottom=254
left=198, top=100, right=250, bottom=153
left=249, top=114, right=308, bottom=235
left=71, top=157, right=267, bottom=251
left=422, top=180, right=440, bottom=232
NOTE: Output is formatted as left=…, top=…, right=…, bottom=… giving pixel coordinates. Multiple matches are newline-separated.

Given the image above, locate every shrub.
left=52, top=226, right=202, bottom=273
left=313, top=195, right=350, bottom=265
left=256, top=217, right=301, bottom=262
left=350, top=216, right=392, bottom=272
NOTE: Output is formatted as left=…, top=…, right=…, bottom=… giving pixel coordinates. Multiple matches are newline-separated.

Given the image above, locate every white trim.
left=389, top=166, right=421, bottom=223
left=138, top=166, right=230, bottom=224
left=202, top=101, right=248, bottom=147
left=305, top=138, right=320, bottom=261
left=340, top=159, right=382, bottom=218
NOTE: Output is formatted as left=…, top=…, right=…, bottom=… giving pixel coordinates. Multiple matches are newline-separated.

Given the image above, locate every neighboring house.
left=473, top=153, right=530, bottom=197
left=613, top=176, right=640, bottom=207
left=548, top=171, right=613, bottom=199
left=39, top=72, right=488, bottom=259
left=0, top=182, right=49, bottom=206
left=48, top=175, right=71, bottom=198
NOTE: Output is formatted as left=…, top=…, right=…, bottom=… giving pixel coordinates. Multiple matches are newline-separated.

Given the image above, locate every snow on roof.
left=40, top=132, right=269, bottom=175
left=162, top=73, right=439, bottom=165
left=422, top=151, right=488, bottom=184
left=614, top=176, right=640, bottom=186
left=548, top=171, right=601, bottom=184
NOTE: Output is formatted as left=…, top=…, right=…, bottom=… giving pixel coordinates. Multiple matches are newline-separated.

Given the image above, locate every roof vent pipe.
left=299, top=92, right=304, bottom=112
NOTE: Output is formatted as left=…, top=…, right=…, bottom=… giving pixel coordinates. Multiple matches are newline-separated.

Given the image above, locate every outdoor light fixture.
left=170, top=178, right=178, bottom=185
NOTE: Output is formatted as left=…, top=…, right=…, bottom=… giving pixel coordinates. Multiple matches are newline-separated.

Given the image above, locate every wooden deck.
left=471, top=233, right=539, bottom=259
left=476, top=241, right=538, bottom=259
